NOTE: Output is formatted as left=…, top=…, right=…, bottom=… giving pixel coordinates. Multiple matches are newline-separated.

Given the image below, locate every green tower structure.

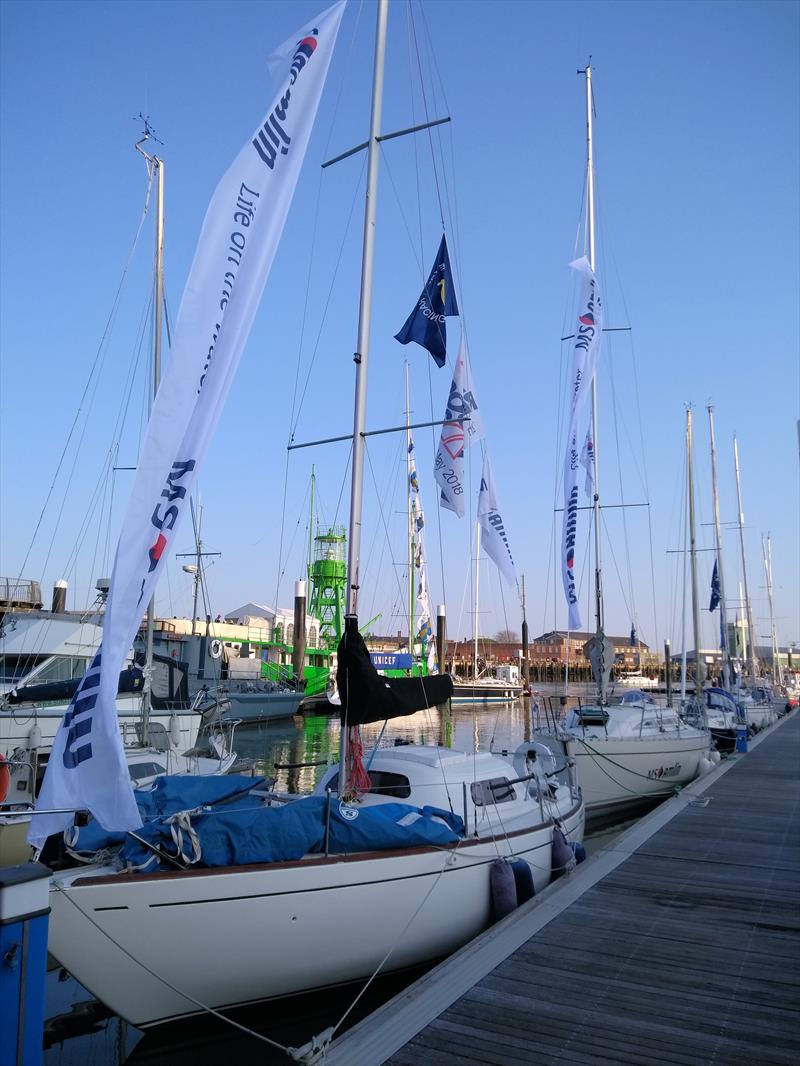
left=309, top=525, right=347, bottom=650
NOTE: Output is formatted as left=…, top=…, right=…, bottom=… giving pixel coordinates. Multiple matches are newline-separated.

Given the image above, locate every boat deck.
left=325, top=711, right=799, bottom=1065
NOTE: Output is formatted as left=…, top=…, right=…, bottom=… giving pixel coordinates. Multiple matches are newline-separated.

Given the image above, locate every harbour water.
left=42, top=687, right=638, bottom=1065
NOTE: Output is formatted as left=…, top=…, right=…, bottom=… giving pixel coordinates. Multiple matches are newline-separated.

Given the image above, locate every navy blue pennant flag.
left=709, top=559, right=720, bottom=612
left=394, top=234, right=459, bottom=368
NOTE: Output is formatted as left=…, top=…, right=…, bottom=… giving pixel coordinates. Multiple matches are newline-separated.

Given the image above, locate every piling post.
left=292, top=580, right=307, bottom=689
left=436, top=605, right=447, bottom=675
left=0, top=862, right=51, bottom=1066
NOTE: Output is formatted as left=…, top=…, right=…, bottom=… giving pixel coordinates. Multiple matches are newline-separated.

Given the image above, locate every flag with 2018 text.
left=433, top=336, right=484, bottom=517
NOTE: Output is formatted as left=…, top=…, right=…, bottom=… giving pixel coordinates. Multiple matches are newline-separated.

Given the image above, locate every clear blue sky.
left=1, top=0, right=798, bottom=656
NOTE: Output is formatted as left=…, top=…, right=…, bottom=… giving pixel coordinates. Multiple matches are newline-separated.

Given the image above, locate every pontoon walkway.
left=326, top=711, right=800, bottom=1065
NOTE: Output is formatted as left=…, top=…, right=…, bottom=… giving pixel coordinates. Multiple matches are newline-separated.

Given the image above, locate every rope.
left=52, top=882, right=293, bottom=1054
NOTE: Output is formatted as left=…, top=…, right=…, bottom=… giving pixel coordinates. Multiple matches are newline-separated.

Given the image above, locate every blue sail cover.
left=118, top=796, right=464, bottom=871
left=66, top=775, right=266, bottom=856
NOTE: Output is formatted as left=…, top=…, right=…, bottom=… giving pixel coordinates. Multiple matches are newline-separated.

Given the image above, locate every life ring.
left=0, top=755, right=9, bottom=804
left=209, top=639, right=223, bottom=659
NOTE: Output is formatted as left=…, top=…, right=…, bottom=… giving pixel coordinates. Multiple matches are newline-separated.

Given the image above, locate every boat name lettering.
left=252, top=31, right=319, bottom=170
left=647, top=762, right=682, bottom=780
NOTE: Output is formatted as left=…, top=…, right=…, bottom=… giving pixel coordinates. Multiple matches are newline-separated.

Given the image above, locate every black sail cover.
left=336, top=617, right=453, bottom=727
left=7, top=666, right=144, bottom=706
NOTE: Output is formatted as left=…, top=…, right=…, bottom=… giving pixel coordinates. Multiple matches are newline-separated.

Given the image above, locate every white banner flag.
left=29, top=1, right=345, bottom=849
left=477, top=451, right=517, bottom=586
left=560, top=256, right=603, bottom=631
left=433, top=336, right=485, bottom=517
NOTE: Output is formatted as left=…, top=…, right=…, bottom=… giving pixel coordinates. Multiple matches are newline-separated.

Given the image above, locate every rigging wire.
left=14, top=165, right=155, bottom=592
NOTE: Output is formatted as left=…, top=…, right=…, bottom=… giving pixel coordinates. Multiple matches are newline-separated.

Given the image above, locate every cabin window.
left=36, top=655, right=91, bottom=683
left=128, top=761, right=166, bottom=783
left=326, top=770, right=411, bottom=799
left=0, top=654, right=49, bottom=683
left=471, top=777, right=516, bottom=806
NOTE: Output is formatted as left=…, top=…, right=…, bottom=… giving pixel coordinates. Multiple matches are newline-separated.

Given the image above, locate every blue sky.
left=1, top=0, right=798, bottom=656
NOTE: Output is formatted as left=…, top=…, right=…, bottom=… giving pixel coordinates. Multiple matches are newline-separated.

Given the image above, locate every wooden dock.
left=325, top=712, right=799, bottom=1066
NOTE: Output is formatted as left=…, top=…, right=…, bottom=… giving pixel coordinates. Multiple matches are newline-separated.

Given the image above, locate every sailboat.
left=729, top=433, right=779, bottom=728
left=39, top=0, right=583, bottom=1034
left=673, top=405, right=740, bottom=752
left=540, top=65, right=712, bottom=822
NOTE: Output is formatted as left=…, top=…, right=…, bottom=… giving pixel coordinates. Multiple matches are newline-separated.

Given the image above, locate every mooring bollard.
left=0, top=862, right=52, bottom=1066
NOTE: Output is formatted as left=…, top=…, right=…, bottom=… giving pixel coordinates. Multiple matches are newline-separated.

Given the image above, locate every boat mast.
left=733, top=436, right=758, bottom=682
left=474, top=523, right=481, bottom=681
left=307, top=466, right=315, bottom=586
left=687, top=406, right=704, bottom=690
left=584, top=63, right=605, bottom=703
left=707, top=404, right=730, bottom=688
left=341, top=0, right=388, bottom=792
left=763, top=532, right=781, bottom=685
left=345, top=0, right=388, bottom=621
left=138, top=138, right=164, bottom=740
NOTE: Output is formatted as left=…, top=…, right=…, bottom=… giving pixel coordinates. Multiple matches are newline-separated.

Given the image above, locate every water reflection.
left=235, top=697, right=547, bottom=794
left=234, top=684, right=603, bottom=795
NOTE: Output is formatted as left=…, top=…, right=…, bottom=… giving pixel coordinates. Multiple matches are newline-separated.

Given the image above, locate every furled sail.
left=336, top=618, right=452, bottom=728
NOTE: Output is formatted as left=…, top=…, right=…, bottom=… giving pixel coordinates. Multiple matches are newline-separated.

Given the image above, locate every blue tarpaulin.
left=119, top=795, right=464, bottom=871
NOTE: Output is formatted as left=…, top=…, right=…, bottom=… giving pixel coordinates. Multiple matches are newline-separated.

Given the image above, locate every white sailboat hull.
left=0, top=702, right=199, bottom=759
left=47, top=802, right=583, bottom=1028
left=563, top=733, right=710, bottom=818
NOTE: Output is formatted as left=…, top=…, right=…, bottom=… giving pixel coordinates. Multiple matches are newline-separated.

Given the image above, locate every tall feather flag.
left=433, top=336, right=484, bottom=516
left=27, top=0, right=346, bottom=850
left=560, top=257, right=604, bottom=630
left=395, top=234, right=459, bottom=368
left=477, top=452, right=517, bottom=586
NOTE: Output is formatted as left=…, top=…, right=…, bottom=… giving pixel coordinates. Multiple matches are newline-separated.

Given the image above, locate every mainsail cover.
left=560, top=256, right=603, bottom=631
left=336, top=620, right=453, bottom=727
left=28, top=0, right=346, bottom=849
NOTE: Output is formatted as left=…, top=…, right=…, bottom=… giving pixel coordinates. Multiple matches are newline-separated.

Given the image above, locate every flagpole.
left=585, top=63, right=605, bottom=703
left=707, top=404, right=730, bottom=688
left=341, top=0, right=388, bottom=794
